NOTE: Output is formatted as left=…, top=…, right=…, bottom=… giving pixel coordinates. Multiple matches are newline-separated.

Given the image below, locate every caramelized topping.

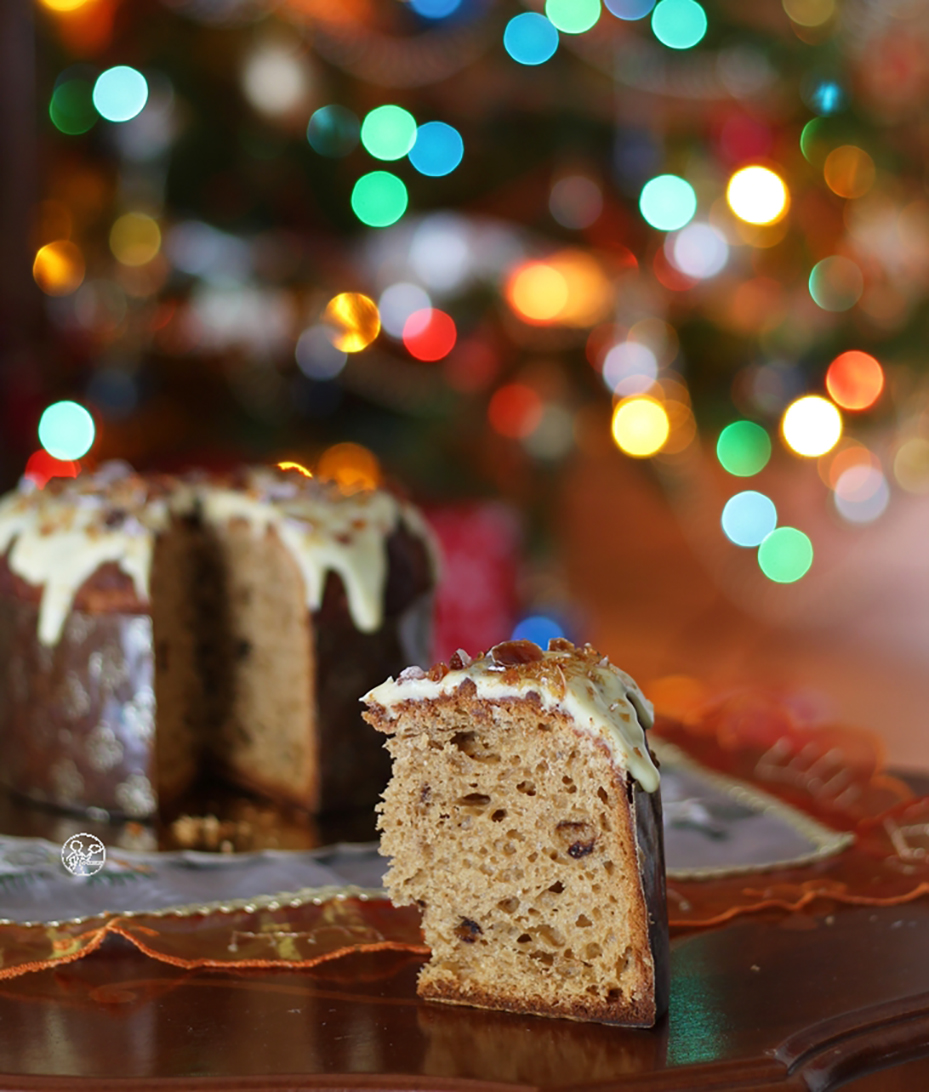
left=490, top=639, right=545, bottom=666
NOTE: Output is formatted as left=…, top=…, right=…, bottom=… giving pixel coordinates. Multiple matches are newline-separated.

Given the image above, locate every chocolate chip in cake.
left=556, top=820, right=597, bottom=859
left=235, top=638, right=252, bottom=660
left=454, top=918, right=483, bottom=943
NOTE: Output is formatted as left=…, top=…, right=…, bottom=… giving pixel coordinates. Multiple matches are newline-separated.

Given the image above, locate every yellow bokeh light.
left=726, top=166, right=789, bottom=226
left=323, top=292, right=381, bottom=353
left=316, top=442, right=381, bottom=494
left=543, top=250, right=612, bottom=327
left=782, top=0, right=835, bottom=26
left=506, top=262, right=569, bottom=324
left=611, top=397, right=670, bottom=458
left=33, top=240, right=85, bottom=296
left=109, top=213, right=161, bottom=267
left=823, top=146, right=875, bottom=200
left=782, top=395, right=843, bottom=458
left=40, top=0, right=94, bottom=11
left=277, top=460, right=313, bottom=478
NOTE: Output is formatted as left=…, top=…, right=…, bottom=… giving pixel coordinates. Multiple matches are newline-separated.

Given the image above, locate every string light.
left=295, top=326, right=347, bottom=379
left=611, top=397, right=670, bottom=457
left=512, top=615, right=565, bottom=644
left=50, top=79, right=97, bottom=135
left=378, top=283, right=432, bottom=338
left=823, top=146, right=875, bottom=199
left=639, top=175, right=697, bottom=231
left=38, top=401, right=96, bottom=460
left=726, top=166, right=788, bottom=225
left=833, top=464, right=889, bottom=524
left=782, top=395, right=842, bottom=457
left=606, top=0, right=656, bottom=19
left=757, top=527, right=813, bottom=583
left=351, top=172, right=408, bottom=227
left=316, top=443, right=381, bottom=494
left=668, top=222, right=728, bottom=279
left=241, top=45, right=312, bottom=117
left=33, top=241, right=85, bottom=296
left=322, top=292, right=381, bottom=352
left=93, top=66, right=149, bottom=123
left=360, top=105, right=417, bottom=161
left=503, top=12, right=559, bottom=65
left=410, top=0, right=462, bottom=16
left=40, top=0, right=94, bottom=9
left=716, top=421, right=771, bottom=476
left=825, top=351, right=883, bottom=411
left=650, top=0, right=707, bottom=50
left=489, top=384, right=544, bottom=438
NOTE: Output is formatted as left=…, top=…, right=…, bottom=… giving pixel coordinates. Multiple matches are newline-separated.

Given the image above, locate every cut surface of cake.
left=363, top=638, right=669, bottom=1027
left=0, top=463, right=436, bottom=818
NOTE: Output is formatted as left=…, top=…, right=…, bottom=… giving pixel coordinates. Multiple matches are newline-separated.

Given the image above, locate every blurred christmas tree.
left=6, top=0, right=929, bottom=594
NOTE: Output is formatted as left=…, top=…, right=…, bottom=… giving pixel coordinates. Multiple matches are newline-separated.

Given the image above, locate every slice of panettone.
left=362, top=638, right=669, bottom=1027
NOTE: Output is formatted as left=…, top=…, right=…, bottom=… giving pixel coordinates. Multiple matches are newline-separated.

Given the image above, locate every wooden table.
left=0, top=896, right=927, bottom=1091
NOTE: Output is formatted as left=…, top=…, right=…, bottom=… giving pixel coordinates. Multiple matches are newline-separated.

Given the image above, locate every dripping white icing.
left=0, top=466, right=436, bottom=646
left=363, top=643, right=660, bottom=793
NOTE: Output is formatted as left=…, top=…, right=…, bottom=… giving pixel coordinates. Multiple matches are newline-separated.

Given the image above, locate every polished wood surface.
left=0, top=898, right=927, bottom=1091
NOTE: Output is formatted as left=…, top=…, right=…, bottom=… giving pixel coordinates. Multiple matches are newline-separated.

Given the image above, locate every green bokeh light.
left=809, top=256, right=863, bottom=312
left=716, top=421, right=771, bottom=477
left=758, top=527, right=813, bottom=583
left=545, top=0, right=601, bottom=34
left=639, top=174, right=697, bottom=231
left=50, top=80, right=97, bottom=135
left=360, top=105, right=417, bottom=162
left=651, top=0, right=707, bottom=49
left=351, top=171, right=409, bottom=227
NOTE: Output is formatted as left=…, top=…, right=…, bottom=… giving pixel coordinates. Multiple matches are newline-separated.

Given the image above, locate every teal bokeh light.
left=503, top=13, right=559, bottom=65
left=38, top=401, right=96, bottom=461
left=92, top=66, right=148, bottom=123
left=651, top=0, right=707, bottom=49
left=639, top=174, right=697, bottom=231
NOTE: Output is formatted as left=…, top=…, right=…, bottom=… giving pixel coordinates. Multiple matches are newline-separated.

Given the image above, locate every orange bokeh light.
left=316, top=443, right=381, bottom=494
left=823, top=146, right=875, bottom=200
left=825, top=350, right=884, bottom=411
left=23, top=450, right=80, bottom=489
left=33, top=240, right=85, bottom=297
left=488, top=383, right=544, bottom=439
left=505, top=262, right=568, bottom=324
left=277, top=461, right=313, bottom=478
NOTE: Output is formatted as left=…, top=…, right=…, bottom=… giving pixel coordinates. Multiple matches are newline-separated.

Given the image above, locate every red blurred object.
left=23, top=450, right=80, bottom=489
left=717, top=113, right=773, bottom=165
left=402, top=308, right=457, bottom=362
left=425, top=502, right=522, bottom=663
left=487, top=382, right=543, bottom=438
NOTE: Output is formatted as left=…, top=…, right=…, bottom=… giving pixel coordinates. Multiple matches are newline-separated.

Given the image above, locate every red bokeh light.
left=402, top=308, right=457, bottom=362
left=488, top=383, right=543, bottom=439
left=825, top=351, right=884, bottom=411
left=24, top=450, right=80, bottom=489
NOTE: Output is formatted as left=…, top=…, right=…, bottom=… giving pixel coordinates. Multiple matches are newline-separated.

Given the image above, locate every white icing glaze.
left=0, top=465, right=437, bottom=646
left=364, top=642, right=660, bottom=793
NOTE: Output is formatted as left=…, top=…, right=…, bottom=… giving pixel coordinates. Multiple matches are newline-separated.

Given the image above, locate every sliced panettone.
left=362, top=638, right=669, bottom=1027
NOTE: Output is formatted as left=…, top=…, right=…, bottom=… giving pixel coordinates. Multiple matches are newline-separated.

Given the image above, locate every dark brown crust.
left=0, top=554, right=147, bottom=614
left=633, top=764, right=670, bottom=1023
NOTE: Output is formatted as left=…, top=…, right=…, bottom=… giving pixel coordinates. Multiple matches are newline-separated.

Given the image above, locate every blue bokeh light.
left=307, top=105, right=360, bottom=157
left=511, top=614, right=565, bottom=647
left=410, top=0, right=462, bottom=17
left=503, top=13, right=559, bottom=66
left=92, top=66, right=149, bottom=123
left=650, top=0, right=707, bottom=50
left=409, top=121, right=464, bottom=177
left=721, top=490, right=778, bottom=548
left=605, top=0, right=656, bottom=19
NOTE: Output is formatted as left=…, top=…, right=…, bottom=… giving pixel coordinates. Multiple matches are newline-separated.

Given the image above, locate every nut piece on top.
left=362, top=638, right=669, bottom=1027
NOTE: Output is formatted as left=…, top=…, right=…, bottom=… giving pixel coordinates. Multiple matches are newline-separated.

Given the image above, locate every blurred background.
left=1, top=0, right=927, bottom=768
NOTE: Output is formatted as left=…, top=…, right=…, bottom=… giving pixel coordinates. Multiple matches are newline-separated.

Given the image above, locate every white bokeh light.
left=668, top=222, right=729, bottom=279
left=602, top=341, right=659, bottom=395
left=378, top=282, right=432, bottom=339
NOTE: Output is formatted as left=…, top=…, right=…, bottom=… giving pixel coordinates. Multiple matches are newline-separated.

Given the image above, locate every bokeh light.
left=489, top=383, right=544, bottom=438
left=833, top=464, right=889, bottom=524
left=360, top=105, right=417, bottom=161
left=23, top=450, right=80, bottom=490
left=278, top=461, right=314, bottom=478
left=757, top=528, right=813, bottom=583
left=33, top=240, right=85, bottom=296
left=505, top=261, right=569, bottom=323
left=40, top=0, right=94, bottom=9
left=782, top=0, right=834, bottom=25
left=546, top=0, right=600, bottom=34
left=409, top=121, right=464, bottom=177
left=782, top=395, right=842, bottom=457
left=602, top=341, right=658, bottom=395
left=549, top=175, right=603, bottom=229
left=819, top=441, right=877, bottom=491
left=378, top=282, right=432, bottom=338
left=639, top=174, right=697, bottom=231
left=402, top=308, right=457, bottom=361
left=410, top=0, right=463, bottom=16
left=323, top=292, right=381, bottom=352
left=823, top=146, right=875, bottom=199
left=716, top=421, right=772, bottom=476
left=512, top=615, right=565, bottom=645
left=668, top=222, right=728, bottom=279
left=307, top=105, right=360, bottom=157
left=893, top=438, right=929, bottom=494
left=805, top=79, right=845, bottom=117
left=38, top=401, right=96, bottom=460
left=611, top=396, right=670, bottom=457
left=503, top=13, right=559, bottom=66
left=316, top=442, right=381, bottom=494
left=241, top=45, right=312, bottom=117
left=606, top=0, right=656, bottom=19
left=726, top=166, right=789, bottom=225
left=109, top=212, right=161, bottom=266
left=650, top=0, right=707, bottom=49
left=93, top=66, right=149, bottom=123
left=49, top=79, right=97, bottom=135
left=721, top=490, right=778, bottom=547
left=351, top=171, right=408, bottom=227
left=808, top=256, right=863, bottom=312
left=825, top=351, right=883, bottom=411
left=295, top=326, right=348, bottom=380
